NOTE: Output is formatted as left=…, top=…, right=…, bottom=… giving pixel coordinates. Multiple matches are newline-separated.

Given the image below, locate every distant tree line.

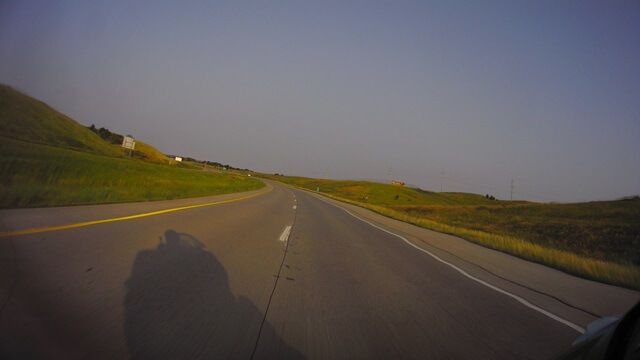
left=87, top=124, right=124, bottom=145
left=618, top=195, right=640, bottom=201
left=169, top=155, right=248, bottom=171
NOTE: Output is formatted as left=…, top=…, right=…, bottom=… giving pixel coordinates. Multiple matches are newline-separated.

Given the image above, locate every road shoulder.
left=285, top=184, right=639, bottom=328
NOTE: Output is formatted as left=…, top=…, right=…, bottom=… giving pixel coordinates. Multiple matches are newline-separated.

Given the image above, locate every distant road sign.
left=122, top=136, right=135, bottom=150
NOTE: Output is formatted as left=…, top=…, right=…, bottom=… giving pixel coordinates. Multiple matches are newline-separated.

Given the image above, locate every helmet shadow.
left=124, top=229, right=304, bottom=359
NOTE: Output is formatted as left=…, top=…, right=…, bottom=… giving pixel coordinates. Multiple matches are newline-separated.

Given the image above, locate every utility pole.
left=440, top=170, right=444, bottom=193
left=510, top=178, right=514, bottom=201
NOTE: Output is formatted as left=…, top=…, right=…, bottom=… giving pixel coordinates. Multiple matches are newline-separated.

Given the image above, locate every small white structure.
left=122, top=136, right=135, bottom=156
left=122, top=136, right=135, bottom=150
left=174, top=156, right=183, bottom=162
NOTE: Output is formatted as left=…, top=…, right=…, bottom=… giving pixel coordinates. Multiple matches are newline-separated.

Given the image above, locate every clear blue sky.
left=1, top=1, right=639, bottom=202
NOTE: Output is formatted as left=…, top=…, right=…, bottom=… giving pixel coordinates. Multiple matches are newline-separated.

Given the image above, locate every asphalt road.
left=0, top=180, right=638, bottom=359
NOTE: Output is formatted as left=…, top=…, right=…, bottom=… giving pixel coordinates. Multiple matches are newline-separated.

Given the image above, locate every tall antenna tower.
left=510, top=178, right=514, bottom=201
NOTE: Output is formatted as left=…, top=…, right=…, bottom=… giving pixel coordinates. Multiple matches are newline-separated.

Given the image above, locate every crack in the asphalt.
left=250, top=192, right=299, bottom=359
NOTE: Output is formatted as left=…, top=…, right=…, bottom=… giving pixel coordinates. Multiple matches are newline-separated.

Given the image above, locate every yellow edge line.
left=0, top=186, right=273, bottom=238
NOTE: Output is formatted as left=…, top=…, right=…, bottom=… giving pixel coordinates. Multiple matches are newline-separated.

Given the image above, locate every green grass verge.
left=389, top=202, right=640, bottom=267
left=259, top=174, right=640, bottom=290
left=0, top=137, right=264, bottom=208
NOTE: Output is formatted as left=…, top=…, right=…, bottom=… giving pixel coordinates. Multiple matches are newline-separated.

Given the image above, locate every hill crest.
left=0, top=84, right=170, bottom=163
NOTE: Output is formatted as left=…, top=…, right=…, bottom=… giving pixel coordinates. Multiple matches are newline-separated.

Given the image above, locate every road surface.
left=1, top=180, right=638, bottom=359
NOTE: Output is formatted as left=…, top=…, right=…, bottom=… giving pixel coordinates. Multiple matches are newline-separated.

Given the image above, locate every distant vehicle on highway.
left=554, top=301, right=640, bottom=359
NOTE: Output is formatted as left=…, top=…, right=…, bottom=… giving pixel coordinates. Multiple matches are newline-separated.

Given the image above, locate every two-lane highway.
left=255, top=186, right=577, bottom=359
left=0, top=181, right=637, bottom=359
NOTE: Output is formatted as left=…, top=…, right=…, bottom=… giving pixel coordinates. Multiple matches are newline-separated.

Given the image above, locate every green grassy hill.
left=0, top=84, right=264, bottom=207
left=0, top=84, right=121, bottom=156
left=115, top=140, right=172, bottom=164
left=0, top=84, right=175, bottom=163
left=0, top=137, right=263, bottom=207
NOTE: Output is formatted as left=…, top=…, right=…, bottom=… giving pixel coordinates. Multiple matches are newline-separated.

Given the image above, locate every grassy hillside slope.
left=0, top=136, right=263, bottom=207
left=1, top=84, right=175, bottom=164
left=113, top=140, right=172, bottom=163
left=0, top=84, right=120, bottom=156
left=0, top=84, right=264, bottom=207
left=259, top=174, right=640, bottom=289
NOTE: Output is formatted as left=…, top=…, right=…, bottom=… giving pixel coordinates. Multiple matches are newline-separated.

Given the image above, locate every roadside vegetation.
left=0, top=84, right=121, bottom=156
left=0, top=84, right=264, bottom=207
left=259, top=174, right=640, bottom=290
left=0, top=137, right=263, bottom=207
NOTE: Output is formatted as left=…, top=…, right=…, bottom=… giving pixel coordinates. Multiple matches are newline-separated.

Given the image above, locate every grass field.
left=0, top=84, right=265, bottom=207
left=259, top=174, right=640, bottom=290
left=0, top=137, right=264, bottom=208
left=390, top=201, right=640, bottom=266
